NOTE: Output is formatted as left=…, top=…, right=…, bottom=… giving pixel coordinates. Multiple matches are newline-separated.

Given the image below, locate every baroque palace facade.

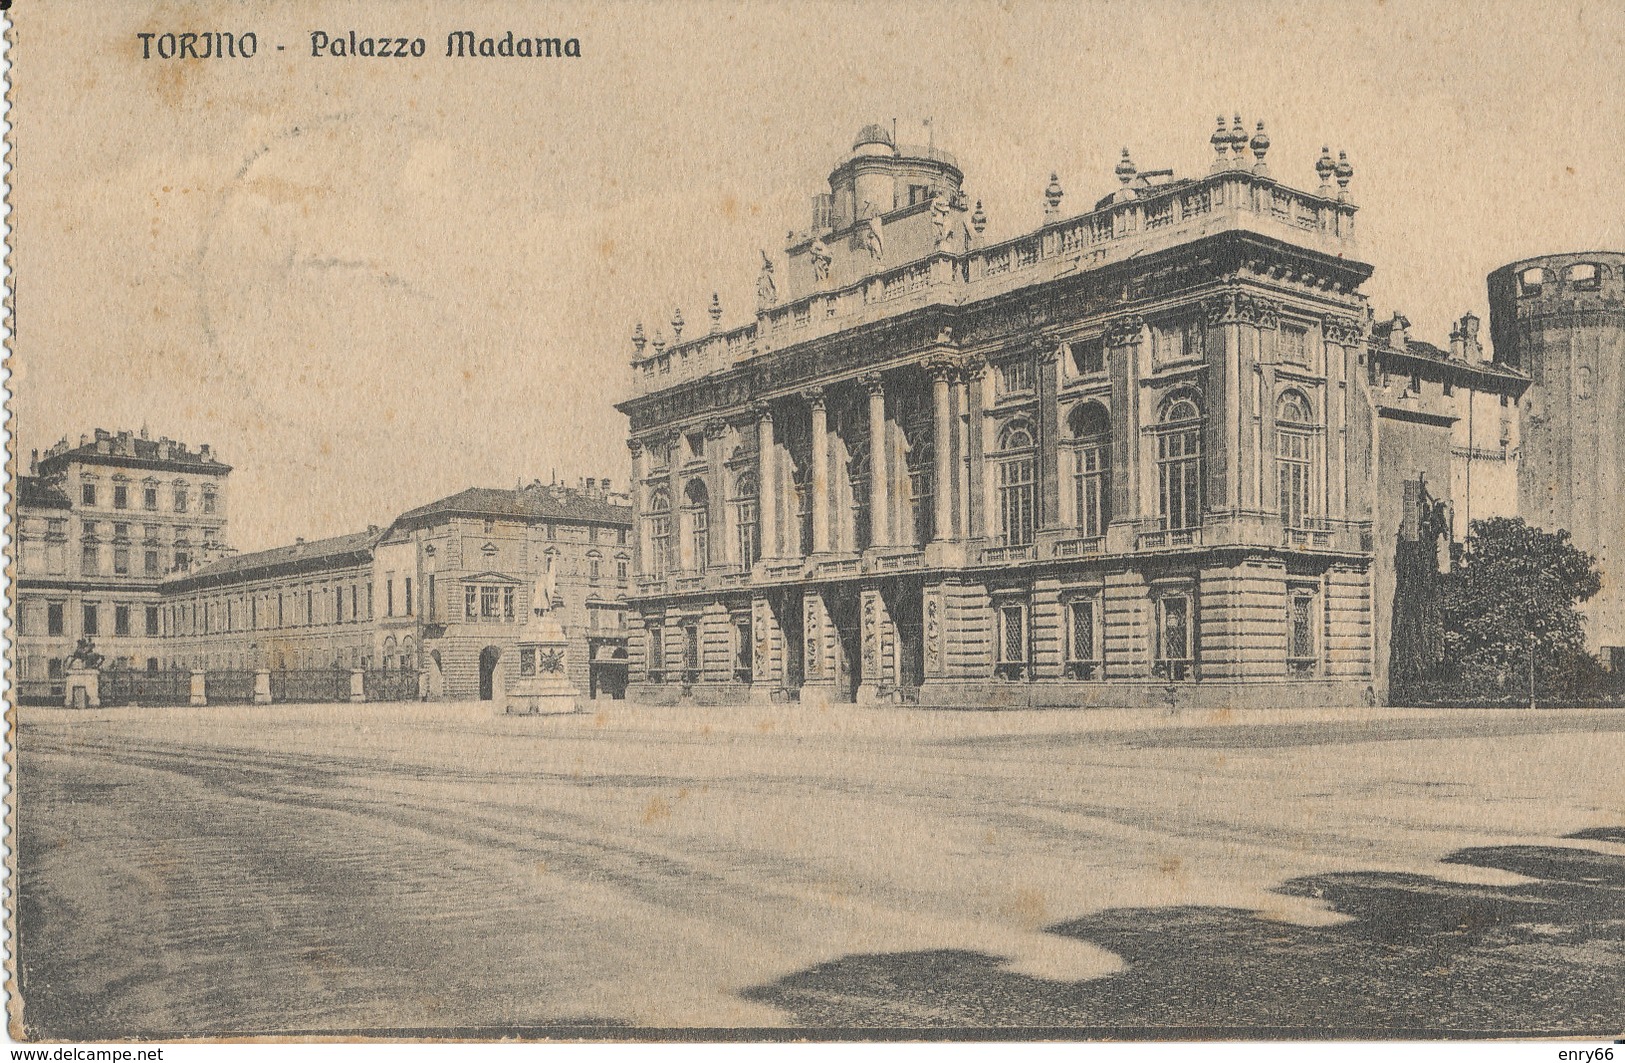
left=618, top=120, right=1389, bottom=708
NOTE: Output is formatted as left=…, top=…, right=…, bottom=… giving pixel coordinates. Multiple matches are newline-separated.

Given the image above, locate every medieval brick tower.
left=1488, top=252, right=1625, bottom=656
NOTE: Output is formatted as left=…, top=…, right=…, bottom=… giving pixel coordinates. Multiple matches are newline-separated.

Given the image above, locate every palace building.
left=12, top=429, right=233, bottom=702
left=617, top=120, right=1391, bottom=708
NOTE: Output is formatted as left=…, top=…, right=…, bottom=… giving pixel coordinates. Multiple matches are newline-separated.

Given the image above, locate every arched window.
left=995, top=421, right=1037, bottom=546
left=907, top=439, right=934, bottom=546
left=1276, top=391, right=1315, bottom=528
left=1156, top=392, right=1202, bottom=531
left=587, top=549, right=603, bottom=584
left=684, top=479, right=710, bottom=571
left=646, top=488, right=671, bottom=580
left=1519, top=266, right=1547, bottom=296
left=1067, top=403, right=1111, bottom=538
left=383, top=635, right=398, bottom=671
left=732, top=470, right=759, bottom=565
left=400, top=637, right=415, bottom=671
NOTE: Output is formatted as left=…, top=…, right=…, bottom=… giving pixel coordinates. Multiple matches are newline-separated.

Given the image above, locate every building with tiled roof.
left=11, top=428, right=234, bottom=703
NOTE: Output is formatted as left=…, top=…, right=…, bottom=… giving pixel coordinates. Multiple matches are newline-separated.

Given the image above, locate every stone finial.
left=1335, top=151, right=1354, bottom=201
left=1229, top=114, right=1247, bottom=163
left=1115, top=147, right=1137, bottom=185
left=652, top=329, right=667, bottom=354
left=971, top=199, right=987, bottom=235
left=1210, top=115, right=1230, bottom=172
left=671, top=307, right=685, bottom=341
left=708, top=292, right=722, bottom=333
left=1250, top=120, right=1270, bottom=175
left=1044, top=172, right=1064, bottom=216
left=632, top=322, right=647, bottom=356
left=1316, top=146, right=1336, bottom=193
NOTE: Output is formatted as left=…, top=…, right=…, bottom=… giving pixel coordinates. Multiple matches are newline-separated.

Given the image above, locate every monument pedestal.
left=65, top=667, right=100, bottom=709
left=505, top=612, right=580, bottom=716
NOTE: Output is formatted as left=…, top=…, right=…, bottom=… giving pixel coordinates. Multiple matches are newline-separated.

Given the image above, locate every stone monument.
left=64, top=637, right=103, bottom=708
left=504, top=557, right=581, bottom=716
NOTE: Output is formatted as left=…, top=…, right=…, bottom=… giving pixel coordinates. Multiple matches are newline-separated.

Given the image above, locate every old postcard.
left=5, top=0, right=1624, bottom=1045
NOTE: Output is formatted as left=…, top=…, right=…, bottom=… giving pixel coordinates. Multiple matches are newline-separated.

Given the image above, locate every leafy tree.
left=1438, top=517, right=1607, bottom=700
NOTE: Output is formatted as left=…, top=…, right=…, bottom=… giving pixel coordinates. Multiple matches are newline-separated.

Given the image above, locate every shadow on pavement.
left=742, top=836, right=1625, bottom=1036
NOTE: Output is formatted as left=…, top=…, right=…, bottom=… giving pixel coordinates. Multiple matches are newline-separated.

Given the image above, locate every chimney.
left=30, top=449, right=38, bottom=475
left=1449, top=324, right=1464, bottom=361
left=1388, top=312, right=1409, bottom=350
left=200, top=444, right=212, bottom=461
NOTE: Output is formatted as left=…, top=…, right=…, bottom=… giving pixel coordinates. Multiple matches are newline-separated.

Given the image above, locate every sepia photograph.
left=4, top=0, right=1623, bottom=1045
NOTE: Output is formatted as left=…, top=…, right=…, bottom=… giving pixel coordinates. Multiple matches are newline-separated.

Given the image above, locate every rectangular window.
left=647, top=626, right=665, bottom=683
left=143, top=486, right=158, bottom=510
left=145, top=606, right=160, bottom=636
left=144, top=549, right=160, bottom=575
left=619, top=528, right=630, bottom=546
left=998, top=457, right=1036, bottom=546
left=1073, top=443, right=1108, bottom=539
left=81, top=541, right=100, bottom=575
left=81, top=483, right=97, bottom=506
left=405, top=576, right=414, bottom=615
left=617, top=559, right=629, bottom=581
left=47, top=602, right=64, bottom=636
left=465, top=584, right=478, bottom=620
left=114, top=606, right=131, bottom=637
left=1155, top=595, right=1193, bottom=681
left=999, top=358, right=1034, bottom=395
left=425, top=575, right=434, bottom=621
left=996, top=603, right=1028, bottom=679
left=1277, top=429, right=1313, bottom=528
left=1157, top=318, right=1205, bottom=367
left=1157, top=427, right=1202, bottom=531
left=1280, top=324, right=1309, bottom=365
left=481, top=585, right=500, bottom=619
left=503, top=586, right=515, bottom=621
left=1288, top=592, right=1317, bottom=675
left=202, top=490, right=216, bottom=514
left=174, top=487, right=189, bottom=513
left=1070, top=338, right=1105, bottom=377
left=682, top=622, right=700, bottom=681
left=83, top=603, right=100, bottom=637
left=387, top=577, right=396, bottom=616
left=113, top=485, right=129, bottom=509
left=649, top=517, right=671, bottom=579
left=113, top=545, right=130, bottom=575
left=736, top=501, right=758, bottom=565
left=734, top=618, right=753, bottom=682
left=1067, top=599, right=1099, bottom=679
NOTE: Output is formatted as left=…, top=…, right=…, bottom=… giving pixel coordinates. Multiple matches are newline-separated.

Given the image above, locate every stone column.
left=807, top=388, right=831, bottom=554
left=1037, top=348, right=1062, bottom=530
left=705, top=418, right=729, bottom=569
left=965, top=359, right=987, bottom=539
left=629, top=439, right=650, bottom=576
left=755, top=405, right=778, bottom=559
left=952, top=372, right=970, bottom=539
left=862, top=373, right=889, bottom=548
left=930, top=361, right=955, bottom=542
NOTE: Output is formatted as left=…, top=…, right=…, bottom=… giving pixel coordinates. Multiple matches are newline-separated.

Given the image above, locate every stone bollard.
left=190, top=668, right=207, bottom=707
left=253, top=669, right=272, bottom=705
left=349, top=668, right=366, bottom=703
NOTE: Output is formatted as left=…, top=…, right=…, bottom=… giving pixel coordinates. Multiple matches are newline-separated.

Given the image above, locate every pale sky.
left=12, top=0, right=1625, bottom=551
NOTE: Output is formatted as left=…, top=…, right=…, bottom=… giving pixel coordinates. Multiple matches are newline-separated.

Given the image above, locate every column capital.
left=1104, top=314, right=1146, bottom=348
left=627, top=437, right=645, bottom=457
left=1323, top=313, right=1365, bottom=347
left=799, top=386, right=828, bottom=410
left=924, top=356, right=958, bottom=382
left=748, top=399, right=774, bottom=423
left=703, top=418, right=730, bottom=440
left=859, top=371, right=885, bottom=396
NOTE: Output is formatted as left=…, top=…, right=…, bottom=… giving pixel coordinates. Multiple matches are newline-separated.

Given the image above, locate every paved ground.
left=12, top=699, right=1625, bottom=1038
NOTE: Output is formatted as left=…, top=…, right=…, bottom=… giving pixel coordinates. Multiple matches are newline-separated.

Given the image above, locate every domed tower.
left=822, top=123, right=964, bottom=232
left=1487, top=251, right=1625, bottom=655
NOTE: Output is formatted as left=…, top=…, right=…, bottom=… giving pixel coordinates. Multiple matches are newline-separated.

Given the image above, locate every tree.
left=1439, top=517, right=1606, bottom=700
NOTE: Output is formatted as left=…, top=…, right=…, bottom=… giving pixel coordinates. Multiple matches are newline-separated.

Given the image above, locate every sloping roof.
left=166, top=527, right=381, bottom=589
left=17, top=476, right=72, bottom=510
left=394, top=486, right=632, bottom=529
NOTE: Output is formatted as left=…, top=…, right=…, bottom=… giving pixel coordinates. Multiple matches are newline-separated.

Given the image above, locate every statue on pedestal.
left=504, top=554, right=580, bottom=716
